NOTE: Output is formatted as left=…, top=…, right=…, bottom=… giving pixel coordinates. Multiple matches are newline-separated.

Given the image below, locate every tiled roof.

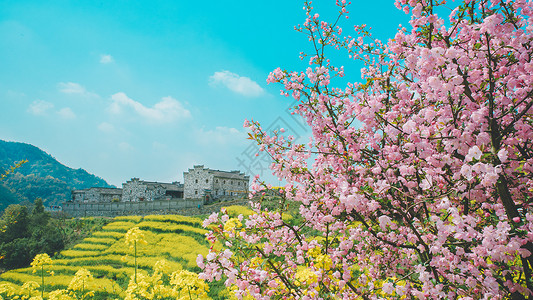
left=142, top=181, right=184, bottom=191
left=186, top=165, right=249, bottom=180
left=73, top=187, right=122, bottom=194
left=209, top=170, right=249, bottom=180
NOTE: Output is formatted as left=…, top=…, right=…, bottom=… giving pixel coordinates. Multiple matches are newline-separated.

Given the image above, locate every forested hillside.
left=0, top=140, right=113, bottom=210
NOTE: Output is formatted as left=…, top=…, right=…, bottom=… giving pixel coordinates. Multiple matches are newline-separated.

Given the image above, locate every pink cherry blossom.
left=200, top=0, right=533, bottom=298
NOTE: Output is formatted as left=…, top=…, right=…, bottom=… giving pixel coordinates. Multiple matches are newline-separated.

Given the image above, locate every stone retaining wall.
left=62, top=198, right=251, bottom=218
left=62, top=198, right=205, bottom=218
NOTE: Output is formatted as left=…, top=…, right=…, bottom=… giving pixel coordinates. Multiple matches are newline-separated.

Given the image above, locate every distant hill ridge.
left=0, top=139, right=113, bottom=210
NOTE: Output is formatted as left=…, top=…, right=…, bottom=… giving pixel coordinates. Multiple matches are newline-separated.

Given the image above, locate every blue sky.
left=0, top=0, right=408, bottom=186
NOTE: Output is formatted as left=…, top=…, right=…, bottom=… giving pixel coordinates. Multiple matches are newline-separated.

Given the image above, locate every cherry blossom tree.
left=200, top=0, right=533, bottom=298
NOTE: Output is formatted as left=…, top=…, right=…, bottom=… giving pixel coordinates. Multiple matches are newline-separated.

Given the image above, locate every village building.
left=183, top=165, right=250, bottom=201
left=121, top=178, right=184, bottom=202
left=71, top=187, right=123, bottom=203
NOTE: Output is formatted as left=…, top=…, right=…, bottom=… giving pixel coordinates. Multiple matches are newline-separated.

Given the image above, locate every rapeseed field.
left=0, top=212, right=221, bottom=299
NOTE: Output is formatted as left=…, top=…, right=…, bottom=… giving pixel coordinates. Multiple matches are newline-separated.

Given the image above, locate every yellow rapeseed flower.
left=224, top=218, right=242, bottom=236
left=67, top=268, right=94, bottom=292
left=170, top=270, right=210, bottom=298
left=295, top=267, right=318, bottom=286
left=249, top=257, right=264, bottom=268
left=307, top=246, right=333, bottom=270
left=153, top=259, right=171, bottom=277
left=314, top=253, right=333, bottom=270
left=125, top=227, right=147, bottom=249
left=47, top=289, right=73, bottom=300
left=223, top=218, right=242, bottom=234
left=19, top=281, right=40, bottom=299
left=30, top=254, right=52, bottom=273
left=0, top=282, right=17, bottom=298
left=124, top=273, right=153, bottom=300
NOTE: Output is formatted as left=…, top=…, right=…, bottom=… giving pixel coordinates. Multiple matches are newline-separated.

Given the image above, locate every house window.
left=206, top=179, right=209, bottom=183
left=195, top=179, right=198, bottom=183
left=216, top=179, right=219, bottom=183
left=223, top=180, right=226, bottom=184
left=195, top=190, right=198, bottom=195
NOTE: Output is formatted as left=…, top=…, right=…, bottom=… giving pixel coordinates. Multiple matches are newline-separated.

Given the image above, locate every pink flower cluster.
left=199, top=0, right=533, bottom=298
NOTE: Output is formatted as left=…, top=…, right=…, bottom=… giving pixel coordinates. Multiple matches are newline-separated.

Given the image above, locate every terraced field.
left=0, top=214, right=213, bottom=299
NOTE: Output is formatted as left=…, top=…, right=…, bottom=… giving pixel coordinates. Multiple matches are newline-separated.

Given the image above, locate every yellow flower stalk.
left=31, top=253, right=52, bottom=272
left=125, top=227, right=147, bottom=283
left=30, top=253, right=52, bottom=298
left=125, top=227, right=147, bottom=248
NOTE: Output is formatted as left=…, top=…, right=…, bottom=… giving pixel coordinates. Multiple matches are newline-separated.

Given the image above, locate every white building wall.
left=184, top=166, right=249, bottom=199
left=146, top=185, right=166, bottom=201
left=184, top=166, right=215, bottom=199
left=212, top=177, right=248, bottom=197
left=122, top=179, right=147, bottom=202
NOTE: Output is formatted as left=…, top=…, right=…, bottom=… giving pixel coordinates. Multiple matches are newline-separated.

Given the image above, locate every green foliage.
left=0, top=238, right=36, bottom=269
left=0, top=199, right=65, bottom=270
left=0, top=184, right=20, bottom=213
left=0, top=204, right=29, bottom=242
left=54, top=217, right=112, bottom=249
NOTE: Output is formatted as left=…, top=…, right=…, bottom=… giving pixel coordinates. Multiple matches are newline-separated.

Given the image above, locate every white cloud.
left=57, top=82, right=98, bottom=98
left=109, top=92, right=192, bottom=123
left=57, top=107, right=76, bottom=119
left=100, top=54, right=114, bottom=64
left=209, top=70, right=264, bottom=97
left=195, top=126, right=247, bottom=146
left=98, top=122, right=115, bottom=133
left=28, top=100, right=76, bottom=120
left=27, top=100, right=54, bottom=115
left=58, top=82, right=86, bottom=94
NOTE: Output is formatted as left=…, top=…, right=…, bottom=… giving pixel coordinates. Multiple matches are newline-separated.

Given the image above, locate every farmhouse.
left=121, top=178, right=184, bottom=202
left=71, top=187, right=123, bottom=203
left=183, top=165, right=250, bottom=201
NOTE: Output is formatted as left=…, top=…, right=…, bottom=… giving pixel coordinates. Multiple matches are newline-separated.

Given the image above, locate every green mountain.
left=0, top=140, right=114, bottom=210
